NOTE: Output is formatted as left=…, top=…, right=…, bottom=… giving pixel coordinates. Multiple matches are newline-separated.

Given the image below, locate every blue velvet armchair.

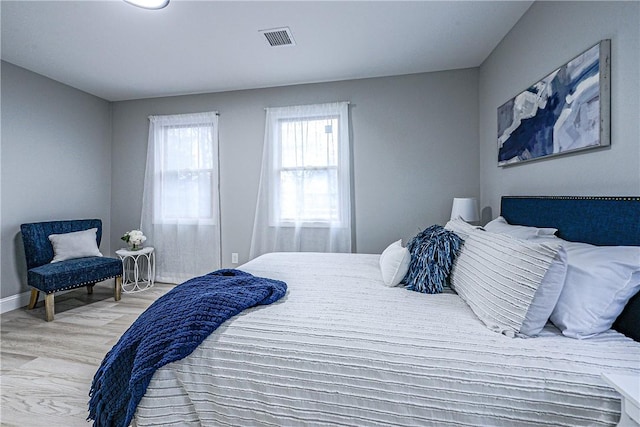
left=20, top=219, right=122, bottom=321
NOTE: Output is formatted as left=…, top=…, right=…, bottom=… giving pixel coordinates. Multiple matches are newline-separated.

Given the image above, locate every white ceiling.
left=1, top=1, right=533, bottom=102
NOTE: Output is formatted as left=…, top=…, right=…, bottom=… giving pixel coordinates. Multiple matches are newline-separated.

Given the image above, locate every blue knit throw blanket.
left=87, top=269, right=287, bottom=427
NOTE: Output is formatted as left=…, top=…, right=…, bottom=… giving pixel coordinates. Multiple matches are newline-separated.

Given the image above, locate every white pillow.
left=519, top=245, right=568, bottom=336
left=379, top=240, right=410, bottom=287
left=546, top=239, right=640, bottom=339
left=444, top=218, right=483, bottom=241
left=49, top=228, right=103, bottom=263
left=485, top=216, right=557, bottom=240
left=450, top=230, right=561, bottom=337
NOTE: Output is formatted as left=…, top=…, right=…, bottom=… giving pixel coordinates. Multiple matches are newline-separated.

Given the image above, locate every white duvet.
left=135, top=253, right=640, bottom=426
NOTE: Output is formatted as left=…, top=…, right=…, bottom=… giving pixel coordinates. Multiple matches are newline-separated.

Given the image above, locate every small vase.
left=129, top=243, right=142, bottom=251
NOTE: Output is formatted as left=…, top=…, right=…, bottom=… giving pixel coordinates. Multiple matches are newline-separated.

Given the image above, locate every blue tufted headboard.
left=500, top=196, right=640, bottom=341
left=20, top=219, right=103, bottom=269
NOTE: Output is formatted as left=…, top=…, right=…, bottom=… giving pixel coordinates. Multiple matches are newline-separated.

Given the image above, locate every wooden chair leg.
left=44, top=293, right=55, bottom=322
left=87, top=284, right=94, bottom=295
left=114, top=276, right=122, bottom=301
left=28, top=289, right=40, bottom=309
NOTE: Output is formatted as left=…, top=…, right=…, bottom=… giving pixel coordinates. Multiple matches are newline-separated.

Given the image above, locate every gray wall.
left=478, top=1, right=640, bottom=219
left=4, top=1, right=637, bottom=301
left=0, top=61, right=113, bottom=299
left=111, top=69, right=479, bottom=267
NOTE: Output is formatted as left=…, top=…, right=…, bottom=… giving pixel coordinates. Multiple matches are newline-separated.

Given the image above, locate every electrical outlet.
left=231, top=253, right=239, bottom=264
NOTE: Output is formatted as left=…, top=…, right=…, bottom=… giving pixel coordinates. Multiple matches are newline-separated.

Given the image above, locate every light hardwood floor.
left=0, top=281, right=173, bottom=426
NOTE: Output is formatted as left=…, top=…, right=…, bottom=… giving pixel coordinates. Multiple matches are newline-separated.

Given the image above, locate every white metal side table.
left=115, top=246, right=155, bottom=293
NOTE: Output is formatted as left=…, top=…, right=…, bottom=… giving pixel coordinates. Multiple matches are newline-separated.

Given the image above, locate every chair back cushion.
left=21, top=219, right=102, bottom=269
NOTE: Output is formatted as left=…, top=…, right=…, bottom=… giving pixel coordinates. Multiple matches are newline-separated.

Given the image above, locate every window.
left=250, top=102, right=352, bottom=258
left=141, top=112, right=221, bottom=283
left=152, top=115, right=218, bottom=225
left=270, top=104, right=350, bottom=227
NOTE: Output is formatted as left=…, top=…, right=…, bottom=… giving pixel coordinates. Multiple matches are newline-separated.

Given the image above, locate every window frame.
left=267, top=105, right=350, bottom=228
left=153, top=120, right=219, bottom=226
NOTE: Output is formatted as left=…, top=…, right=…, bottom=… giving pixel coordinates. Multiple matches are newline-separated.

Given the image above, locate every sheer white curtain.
left=141, top=112, right=220, bottom=283
left=250, top=102, right=352, bottom=259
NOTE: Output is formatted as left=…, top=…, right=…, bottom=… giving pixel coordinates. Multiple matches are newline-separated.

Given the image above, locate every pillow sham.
left=379, top=240, right=411, bottom=287
left=402, top=225, right=461, bottom=294
left=444, top=218, right=483, bottom=241
left=450, top=230, right=561, bottom=337
left=544, top=238, right=640, bottom=339
left=519, top=245, right=568, bottom=336
left=484, top=216, right=557, bottom=240
left=49, top=228, right=103, bottom=263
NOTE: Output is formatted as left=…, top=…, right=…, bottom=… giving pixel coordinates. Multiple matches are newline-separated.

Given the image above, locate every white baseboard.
left=1, top=285, right=107, bottom=315
left=0, top=291, right=32, bottom=314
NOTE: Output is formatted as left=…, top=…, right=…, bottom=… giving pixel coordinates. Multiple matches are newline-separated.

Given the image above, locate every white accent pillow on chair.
left=49, top=228, right=103, bottom=263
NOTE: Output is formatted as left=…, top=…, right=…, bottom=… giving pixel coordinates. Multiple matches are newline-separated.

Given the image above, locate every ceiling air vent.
left=259, top=27, right=296, bottom=47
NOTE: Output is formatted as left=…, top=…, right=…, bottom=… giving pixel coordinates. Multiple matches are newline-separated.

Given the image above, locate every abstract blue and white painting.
left=497, top=40, right=610, bottom=166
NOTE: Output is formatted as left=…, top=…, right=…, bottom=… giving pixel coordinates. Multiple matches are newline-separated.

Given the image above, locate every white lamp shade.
left=450, top=197, right=479, bottom=222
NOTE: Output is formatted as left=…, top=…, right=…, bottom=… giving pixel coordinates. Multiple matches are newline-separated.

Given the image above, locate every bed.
left=132, top=196, right=640, bottom=426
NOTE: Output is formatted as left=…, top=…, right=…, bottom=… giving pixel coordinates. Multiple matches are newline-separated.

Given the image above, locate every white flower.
left=121, top=229, right=146, bottom=246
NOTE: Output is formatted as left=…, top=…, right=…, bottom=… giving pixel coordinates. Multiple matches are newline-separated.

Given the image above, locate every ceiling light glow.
left=124, top=0, right=169, bottom=10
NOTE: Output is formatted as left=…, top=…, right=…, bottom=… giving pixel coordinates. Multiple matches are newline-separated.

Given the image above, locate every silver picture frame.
left=497, top=39, right=611, bottom=167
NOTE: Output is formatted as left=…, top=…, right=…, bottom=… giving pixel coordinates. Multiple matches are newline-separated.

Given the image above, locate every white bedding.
left=135, top=253, right=640, bottom=426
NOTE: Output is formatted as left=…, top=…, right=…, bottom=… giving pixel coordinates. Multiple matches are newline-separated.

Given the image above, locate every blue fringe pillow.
left=402, top=225, right=462, bottom=293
